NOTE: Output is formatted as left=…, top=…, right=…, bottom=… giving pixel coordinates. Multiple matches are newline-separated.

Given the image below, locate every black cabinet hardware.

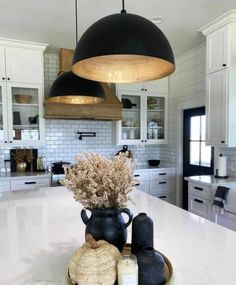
left=24, top=181, right=36, bottom=185
left=159, top=181, right=167, bottom=184
left=194, top=198, right=203, bottom=204
left=159, top=195, right=167, bottom=199
left=135, top=183, right=140, bottom=186
left=7, top=77, right=10, bottom=80
left=134, top=174, right=140, bottom=177
left=222, top=64, right=226, bottom=67
left=194, top=186, right=203, bottom=191
left=221, top=140, right=225, bottom=143
left=159, top=173, right=167, bottom=176
left=2, top=77, right=5, bottom=80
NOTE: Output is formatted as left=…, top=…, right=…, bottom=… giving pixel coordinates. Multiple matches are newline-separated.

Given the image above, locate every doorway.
left=183, top=107, right=214, bottom=210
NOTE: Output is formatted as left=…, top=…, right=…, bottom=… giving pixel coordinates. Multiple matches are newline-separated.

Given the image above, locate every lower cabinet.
left=134, top=168, right=176, bottom=205
left=188, top=194, right=212, bottom=220
left=212, top=210, right=236, bottom=231
left=188, top=180, right=236, bottom=231
left=0, top=174, right=50, bottom=192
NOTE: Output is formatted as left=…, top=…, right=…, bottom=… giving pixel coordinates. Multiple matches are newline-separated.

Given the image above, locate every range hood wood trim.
left=44, top=83, right=122, bottom=121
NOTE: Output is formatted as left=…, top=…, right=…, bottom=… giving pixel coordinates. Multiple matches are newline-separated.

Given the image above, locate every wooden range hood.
left=44, top=48, right=122, bottom=120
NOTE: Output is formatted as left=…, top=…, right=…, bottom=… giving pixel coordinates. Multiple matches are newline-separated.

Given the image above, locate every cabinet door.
left=0, top=46, right=6, bottom=82
left=188, top=195, right=212, bottom=220
left=206, top=25, right=229, bottom=73
left=0, top=83, right=9, bottom=144
left=5, top=47, right=43, bottom=84
left=143, top=78, right=168, bottom=93
left=117, top=91, right=143, bottom=145
left=206, top=69, right=227, bottom=146
left=7, top=83, right=44, bottom=145
left=116, top=82, right=143, bottom=92
left=213, top=210, right=236, bottom=231
left=145, top=93, right=168, bottom=143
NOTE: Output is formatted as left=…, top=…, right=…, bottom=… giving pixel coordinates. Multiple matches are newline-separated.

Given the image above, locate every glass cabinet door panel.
left=121, top=94, right=141, bottom=140
left=146, top=96, right=165, bottom=140
left=11, top=87, right=40, bottom=141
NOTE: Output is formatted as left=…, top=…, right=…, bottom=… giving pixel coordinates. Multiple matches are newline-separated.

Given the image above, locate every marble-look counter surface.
left=0, top=187, right=236, bottom=284
left=185, top=175, right=236, bottom=186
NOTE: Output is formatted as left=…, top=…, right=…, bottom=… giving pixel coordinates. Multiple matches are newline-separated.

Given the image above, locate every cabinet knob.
left=4, top=141, right=7, bottom=143
left=222, top=64, right=226, bottom=67
left=141, top=88, right=144, bottom=91
left=7, top=77, right=10, bottom=80
left=9, top=141, right=12, bottom=143
left=145, top=89, right=147, bottom=91
left=221, top=140, right=225, bottom=144
left=2, top=77, right=5, bottom=80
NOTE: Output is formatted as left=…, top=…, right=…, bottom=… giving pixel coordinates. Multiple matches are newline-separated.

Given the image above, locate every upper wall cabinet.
left=206, top=25, right=229, bottom=74
left=200, top=11, right=236, bottom=147
left=0, top=39, right=47, bottom=146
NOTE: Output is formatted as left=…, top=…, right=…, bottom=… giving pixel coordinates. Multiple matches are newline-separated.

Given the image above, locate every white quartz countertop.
left=0, top=171, right=50, bottom=179
left=185, top=175, right=236, bottom=186
left=1, top=187, right=236, bottom=284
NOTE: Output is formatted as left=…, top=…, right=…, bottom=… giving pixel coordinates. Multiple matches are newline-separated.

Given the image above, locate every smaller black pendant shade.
left=72, top=12, right=175, bottom=83
left=48, top=71, right=105, bottom=104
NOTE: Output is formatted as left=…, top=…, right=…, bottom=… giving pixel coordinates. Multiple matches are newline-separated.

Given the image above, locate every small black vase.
left=81, top=208, right=133, bottom=252
left=131, top=213, right=153, bottom=254
left=136, top=247, right=165, bottom=285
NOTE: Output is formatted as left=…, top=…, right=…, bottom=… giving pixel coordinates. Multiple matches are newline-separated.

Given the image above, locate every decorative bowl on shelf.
left=14, top=94, right=32, bottom=104
left=148, top=159, right=160, bottom=166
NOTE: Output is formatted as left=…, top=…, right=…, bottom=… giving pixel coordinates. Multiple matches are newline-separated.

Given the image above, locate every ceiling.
left=0, top=0, right=235, bottom=57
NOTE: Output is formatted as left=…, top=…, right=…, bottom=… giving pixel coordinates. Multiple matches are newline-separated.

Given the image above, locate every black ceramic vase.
left=81, top=208, right=133, bottom=252
left=131, top=213, right=153, bottom=254
left=136, top=247, right=165, bottom=285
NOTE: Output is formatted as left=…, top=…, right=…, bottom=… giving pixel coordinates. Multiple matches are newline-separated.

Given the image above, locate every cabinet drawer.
left=189, top=182, right=212, bottom=200
left=149, top=179, right=174, bottom=195
left=149, top=169, right=175, bottom=180
left=135, top=180, right=149, bottom=193
left=133, top=170, right=149, bottom=181
left=0, top=180, right=10, bottom=193
left=11, top=177, right=50, bottom=191
left=188, top=195, right=212, bottom=220
left=153, top=193, right=175, bottom=205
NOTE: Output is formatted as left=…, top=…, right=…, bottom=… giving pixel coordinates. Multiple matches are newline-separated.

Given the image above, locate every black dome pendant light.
left=72, top=0, right=175, bottom=84
left=48, top=0, right=105, bottom=104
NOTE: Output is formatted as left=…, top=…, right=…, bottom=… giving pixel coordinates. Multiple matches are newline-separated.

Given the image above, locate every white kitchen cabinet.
left=0, top=179, right=10, bottom=193
left=134, top=168, right=176, bottom=205
left=212, top=210, right=236, bottom=231
left=10, top=176, right=50, bottom=191
left=116, top=91, right=168, bottom=145
left=133, top=170, right=149, bottom=193
left=205, top=25, right=229, bottom=74
left=200, top=11, right=236, bottom=147
left=0, top=39, right=47, bottom=146
left=118, top=77, right=168, bottom=93
left=188, top=194, right=212, bottom=220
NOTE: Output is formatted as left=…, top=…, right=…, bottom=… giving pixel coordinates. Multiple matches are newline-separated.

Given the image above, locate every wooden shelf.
left=12, top=103, right=38, bottom=107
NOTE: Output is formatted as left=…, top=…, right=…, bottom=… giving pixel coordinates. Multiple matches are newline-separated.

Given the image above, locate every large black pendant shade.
left=48, top=71, right=105, bottom=104
left=72, top=12, right=175, bottom=83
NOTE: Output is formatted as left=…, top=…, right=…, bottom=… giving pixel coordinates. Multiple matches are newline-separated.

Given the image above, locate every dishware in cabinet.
left=0, top=83, right=44, bottom=145
left=116, top=91, right=168, bottom=145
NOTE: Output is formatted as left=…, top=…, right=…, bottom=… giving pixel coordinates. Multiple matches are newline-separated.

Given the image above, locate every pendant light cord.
left=121, top=0, right=126, bottom=13
left=75, top=0, right=78, bottom=43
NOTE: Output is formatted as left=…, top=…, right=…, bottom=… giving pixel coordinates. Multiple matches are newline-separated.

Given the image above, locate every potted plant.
left=62, top=152, right=136, bottom=251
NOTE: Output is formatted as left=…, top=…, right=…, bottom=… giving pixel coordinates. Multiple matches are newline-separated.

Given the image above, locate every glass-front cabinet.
left=0, top=83, right=44, bottom=146
left=116, top=91, right=168, bottom=145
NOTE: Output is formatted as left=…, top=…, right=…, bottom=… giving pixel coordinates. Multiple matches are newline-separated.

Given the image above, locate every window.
left=190, top=115, right=211, bottom=167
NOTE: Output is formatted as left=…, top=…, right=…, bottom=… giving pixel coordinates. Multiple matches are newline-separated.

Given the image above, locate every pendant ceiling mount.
left=72, top=1, right=175, bottom=83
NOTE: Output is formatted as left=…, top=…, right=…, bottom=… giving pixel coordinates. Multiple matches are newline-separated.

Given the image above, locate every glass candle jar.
left=117, top=254, right=138, bottom=285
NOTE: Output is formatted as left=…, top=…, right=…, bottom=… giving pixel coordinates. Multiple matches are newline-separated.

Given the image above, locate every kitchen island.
left=0, top=187, right=236, bottom=284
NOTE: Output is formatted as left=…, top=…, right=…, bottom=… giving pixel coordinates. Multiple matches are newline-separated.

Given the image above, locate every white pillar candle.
left=117, top=254, right=138, bottom=285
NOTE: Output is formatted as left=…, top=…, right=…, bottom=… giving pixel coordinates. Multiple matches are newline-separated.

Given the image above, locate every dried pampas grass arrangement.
left=62, top=152, right=135, bottom=209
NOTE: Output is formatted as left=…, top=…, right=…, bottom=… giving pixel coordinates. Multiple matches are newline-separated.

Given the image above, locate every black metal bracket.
left=77, top=131, right=96, bottom=140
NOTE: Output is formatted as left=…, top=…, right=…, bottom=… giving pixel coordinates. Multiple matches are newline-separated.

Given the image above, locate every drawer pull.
left=194, top=198, right=203, bottom=204
left=194, top=186, right=203, bottom=191
left=24, top=181, right=37, bottom=185
left=135, top=183, right=140, bottom=186
left=159, top=195, right=167, bottom=199
left=134, top=174, right=140, bottom=177
left=159, top=173, right=167, bottom=176
left=159, top=182, right=167, bottom=184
